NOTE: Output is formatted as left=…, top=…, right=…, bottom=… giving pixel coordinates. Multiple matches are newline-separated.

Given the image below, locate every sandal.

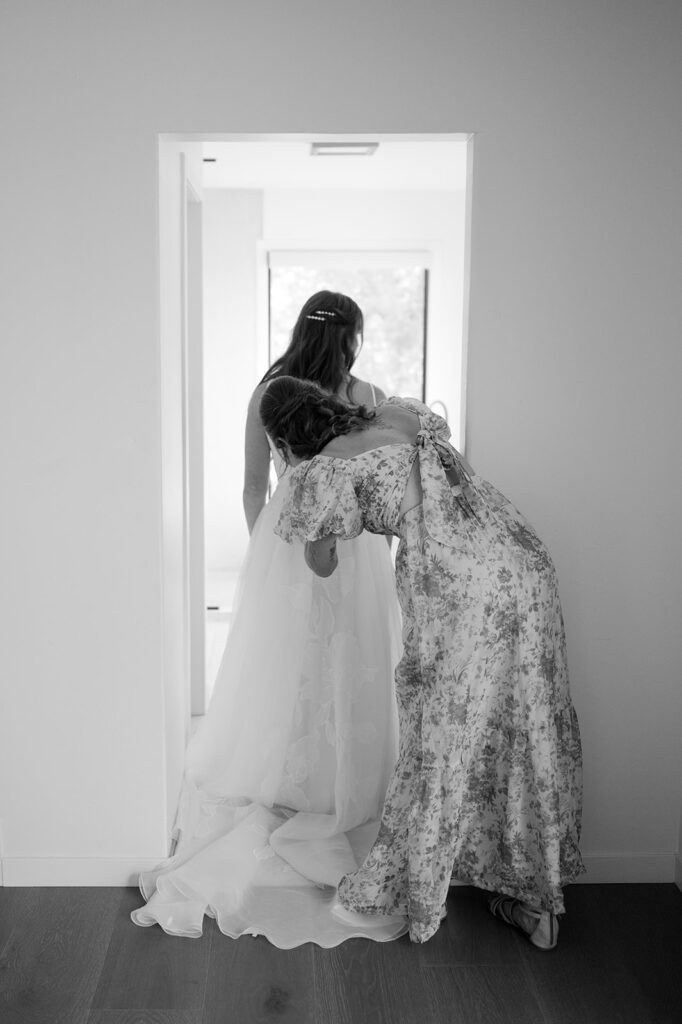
left=488, top=894, right=559, bottom=950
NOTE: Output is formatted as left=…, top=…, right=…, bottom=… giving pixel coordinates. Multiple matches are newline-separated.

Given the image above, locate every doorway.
left=159, top=132, right=474, bottom=734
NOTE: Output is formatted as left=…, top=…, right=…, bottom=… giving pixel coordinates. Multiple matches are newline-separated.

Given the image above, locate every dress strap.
left=369, top=382, right=377, bottom=407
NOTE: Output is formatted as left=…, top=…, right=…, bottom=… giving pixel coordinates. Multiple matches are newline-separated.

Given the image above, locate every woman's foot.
left=488, top=894, right=559, bottom=950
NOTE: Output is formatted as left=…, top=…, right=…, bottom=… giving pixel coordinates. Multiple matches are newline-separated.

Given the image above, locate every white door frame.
left=180, top=159, right=207, bottom=716
left=158, top=132, right=474, bottom=830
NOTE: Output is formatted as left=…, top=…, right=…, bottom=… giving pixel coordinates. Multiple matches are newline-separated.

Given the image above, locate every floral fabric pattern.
left=276, top=398, right=584, bottom=944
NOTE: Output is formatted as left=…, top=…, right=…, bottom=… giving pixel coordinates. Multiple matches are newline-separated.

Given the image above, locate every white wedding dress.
left=131, top=449, right=406, bottom=946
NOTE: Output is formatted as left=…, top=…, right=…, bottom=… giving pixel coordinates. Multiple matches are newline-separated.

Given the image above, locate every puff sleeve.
left=275, top=458, right=364, bottom=543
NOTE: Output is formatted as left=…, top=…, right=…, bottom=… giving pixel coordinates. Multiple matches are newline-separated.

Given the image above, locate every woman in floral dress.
left=260, top=375, right=584, bottom=949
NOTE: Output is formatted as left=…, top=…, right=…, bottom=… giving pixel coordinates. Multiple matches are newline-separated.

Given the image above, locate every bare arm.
left=243, top=383, right=272, bottom=534
left=304, top=536, right=338, bottom=577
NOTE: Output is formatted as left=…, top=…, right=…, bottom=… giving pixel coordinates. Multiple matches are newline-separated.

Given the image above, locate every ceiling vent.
left=310, top=142, right=379, bottom=157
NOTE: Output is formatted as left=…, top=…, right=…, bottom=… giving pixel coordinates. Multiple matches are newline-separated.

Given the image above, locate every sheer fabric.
left=132, top=467, right=406, bottom=946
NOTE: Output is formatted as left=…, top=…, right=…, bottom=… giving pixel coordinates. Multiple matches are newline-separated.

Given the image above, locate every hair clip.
left=306, top=309, right=339, bottom=322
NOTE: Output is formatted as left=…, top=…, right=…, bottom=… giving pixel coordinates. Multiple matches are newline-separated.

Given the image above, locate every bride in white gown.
left=132, top=291, right=406, bottom=946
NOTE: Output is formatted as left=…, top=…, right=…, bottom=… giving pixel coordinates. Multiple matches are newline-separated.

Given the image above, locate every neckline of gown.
left=310, top=441, right=417, bottom=465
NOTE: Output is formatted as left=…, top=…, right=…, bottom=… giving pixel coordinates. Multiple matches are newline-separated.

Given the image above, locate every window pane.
left=269, top=264, right=426, bottom=399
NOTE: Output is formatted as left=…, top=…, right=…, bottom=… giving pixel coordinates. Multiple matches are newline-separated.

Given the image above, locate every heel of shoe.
left=529, top=910, right=559, bottom=950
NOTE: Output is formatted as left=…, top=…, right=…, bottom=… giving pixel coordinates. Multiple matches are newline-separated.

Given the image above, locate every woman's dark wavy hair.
left=259, top=376, right=375, bottom=464
left=260, top=290, right=363, bottom=396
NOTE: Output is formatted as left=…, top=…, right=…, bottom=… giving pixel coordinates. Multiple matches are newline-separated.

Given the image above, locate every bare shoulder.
left=248, top=380, right=269, bottom=412
left=350, top=378, right=387, bottom=408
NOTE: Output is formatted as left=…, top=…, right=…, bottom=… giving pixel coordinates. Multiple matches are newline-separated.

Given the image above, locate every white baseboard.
left=1, top=852, right=677, bottom=887
left=1, top=857, right=162, bottom=886
left=575, top=852, right=676, bottom=884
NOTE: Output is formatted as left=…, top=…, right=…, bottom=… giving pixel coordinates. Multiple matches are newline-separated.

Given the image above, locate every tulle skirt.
left=131, top=482, right=406, bottom=946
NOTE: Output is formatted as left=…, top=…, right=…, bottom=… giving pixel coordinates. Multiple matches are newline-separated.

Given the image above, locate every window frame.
left=256, top=240, right=439, bottom=405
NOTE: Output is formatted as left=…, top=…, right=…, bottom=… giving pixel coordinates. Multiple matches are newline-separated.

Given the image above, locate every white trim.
left=459, top=134, right=475, bottom=455
left=255, top=240, right=270, bottom=382
left=1, top=858, right=162, bottom=887
left=267, top=248, right=433, bottom=269
left=161, top=131, right=471, bottom=145
left=574, top=852, right=677, bottom=884
left=180, top=155, right=207, bottom=718
left=3, top=852, right=676, bottom=887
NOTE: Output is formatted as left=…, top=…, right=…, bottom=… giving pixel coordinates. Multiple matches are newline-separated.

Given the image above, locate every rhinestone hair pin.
left=306, top=310, right=337, bottom=322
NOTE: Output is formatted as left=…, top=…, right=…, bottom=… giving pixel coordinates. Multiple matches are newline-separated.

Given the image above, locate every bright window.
left=268, top=250, right=429, bottom=399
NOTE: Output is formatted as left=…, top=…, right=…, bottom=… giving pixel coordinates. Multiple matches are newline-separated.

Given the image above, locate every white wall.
left=1, top=0, right=680, bottom=884
left=203, top=190, right=262, bottom=572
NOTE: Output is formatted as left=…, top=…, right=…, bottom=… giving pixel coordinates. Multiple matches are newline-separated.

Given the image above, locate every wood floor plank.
left=404, top=887, right=476, bottom=966
left=0, top=886, right=123, bottom=1024
left=203, top=932, right=316, bottom=1024
left=594, top=884, right=682, bottom=1019
left=433, top=886, right=528, bottom=965
left=91, top=888, right=212, bottom=1011
left=311, top=884, right=526, bottom=1024
left=550, top=884, right=682, bottom=1024
left=1, top=883, right=681, bottom=1023
left=524, top=958, right=663, bottom=1024
left=88, top=1013, right=202, bottom=1024
left=0, top=888, right=41, bottom=957
left=421, top=965, right=544, bottom=1024
left=313, top=940, right=378, bottom=1024
left=515, top=884, right=682, bottom=1024
left=313, top=934, right=436, bottom=1024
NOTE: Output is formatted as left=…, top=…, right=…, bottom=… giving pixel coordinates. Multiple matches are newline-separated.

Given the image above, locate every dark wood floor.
left=0, top=883, right=680, bottom=1023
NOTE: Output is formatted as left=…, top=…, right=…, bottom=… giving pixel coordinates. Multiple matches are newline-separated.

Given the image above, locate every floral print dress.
left=276, top=397, right=583, bottom=944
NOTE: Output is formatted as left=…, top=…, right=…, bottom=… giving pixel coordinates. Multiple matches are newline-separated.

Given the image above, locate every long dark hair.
left=259, top=376, right=375, bottom=464
left=261, top=290, right=363, bottom=395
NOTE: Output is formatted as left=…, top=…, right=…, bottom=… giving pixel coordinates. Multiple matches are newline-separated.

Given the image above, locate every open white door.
left=181, top=157, right=207, bottom=716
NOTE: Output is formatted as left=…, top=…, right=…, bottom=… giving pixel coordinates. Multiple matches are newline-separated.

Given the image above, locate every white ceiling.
left=201, top=140, right=467, bottom=191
